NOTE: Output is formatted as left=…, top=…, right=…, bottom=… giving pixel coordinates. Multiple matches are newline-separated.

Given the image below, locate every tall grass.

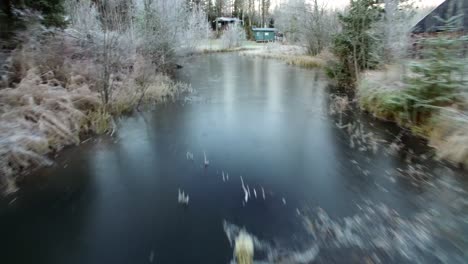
left=0, top=16, right=190, bottom=193
left=241, top=44, right=327, bottom=69
left=220, top=25, right=246, bottom=49
left=358, top=66, right=407, bottom=123
left=0, top=67, right=94, bottom=193
left=358, top=63, right=468, bottom=167
left=430, top=110, right=468, bottom=167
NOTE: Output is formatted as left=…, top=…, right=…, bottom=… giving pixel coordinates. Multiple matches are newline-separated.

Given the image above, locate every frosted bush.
left=0, top=3, right=194, bottom=192
left=65, top=0, right=101, bottom=42
left=221, top=25, right=246, bottom=49
left=0, top=68, right=100, bottom=193
left=273, top=0, right=339, bottom=54
left=179, top=7, right=210, bottom=54
left=373, top=0, right=416, bottom=63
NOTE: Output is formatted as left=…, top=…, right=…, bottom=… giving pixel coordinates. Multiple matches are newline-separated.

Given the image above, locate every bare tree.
left=274, top=0, right=339, bottom=53
left=303, top=0, right=337, bottom=55
left=376, top=0, right=416, bottom=62
left=67, top=0, right=136, bottom=105
left=215, top=0, right=226, bottom=17
left=96, top=2, right=136, bottom=105
left=221, top=24, right=246, bottom=48
left=67, top=0, right=208, bottom=105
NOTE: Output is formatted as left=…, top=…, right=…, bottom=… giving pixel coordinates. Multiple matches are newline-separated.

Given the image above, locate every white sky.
left=272, top=0, right=446, bottom=9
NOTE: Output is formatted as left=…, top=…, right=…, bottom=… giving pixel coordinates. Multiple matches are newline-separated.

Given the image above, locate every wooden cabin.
left=411, top=0, right=468, bottom=57
left=412, top=0, right=468, bottom=34
left=252, top=28, right=277, bottom=42
left=214, top=17, right=243, bottom=31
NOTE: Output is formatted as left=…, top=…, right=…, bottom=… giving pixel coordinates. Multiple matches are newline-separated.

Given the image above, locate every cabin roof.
left=412, top=0, right=468, bottom=33
left=252, top=28, right=277, bottom=32
left=215, top=17, right=242, bottom=23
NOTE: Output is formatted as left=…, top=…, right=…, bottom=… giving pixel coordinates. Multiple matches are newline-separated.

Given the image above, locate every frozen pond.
left=0, top=54, right=467, bottom=263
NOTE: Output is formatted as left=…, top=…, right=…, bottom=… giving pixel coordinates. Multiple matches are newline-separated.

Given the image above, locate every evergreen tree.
left=233, top=0, right=244, bottom=18
left=215, top=0, right=225, bottom=17
left=402, top=15, right=467, bottom=124
left=23, top=0, right=67, bottom=27
left=327, top=0, right=381, bottom=88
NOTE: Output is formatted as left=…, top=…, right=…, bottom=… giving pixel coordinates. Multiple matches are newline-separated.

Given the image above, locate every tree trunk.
left=261, top=0, right=265, bottom=27
left=353, top=42, right=359, bottom=83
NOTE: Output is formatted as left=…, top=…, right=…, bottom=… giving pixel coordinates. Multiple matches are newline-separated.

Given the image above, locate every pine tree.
left=327, top=0, right=381, bottom=88
left=23, top=0, right=67, bottom=27
left=402, top=15, right=467, bottom=124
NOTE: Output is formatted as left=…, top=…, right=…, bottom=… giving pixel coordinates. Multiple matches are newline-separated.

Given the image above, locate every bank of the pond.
left=240, top=44, right=326, bottom=69
left=201, top=42, right=468, bottom=168
left=0, top=32, right=190, bottom=194
left=196, top=40, right=325, bottom=69
left=236, top=46, right=467, bottom=168
left=357, top=66, right=468, bottom=167
left=199, top=41, right=468, bottom=168
left=194, top=39, right=262, bottom=54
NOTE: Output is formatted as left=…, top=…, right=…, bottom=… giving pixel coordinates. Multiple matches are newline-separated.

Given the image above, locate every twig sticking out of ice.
left=178, top=189, right=189, bottom=205
left=282, top=198, right=287, bottom=205
left=226, top=173, right=229, bottom=181
left=222, top=171, right=226, bottom=182
left=186, top=151, right=194, bottom=160
left=253, top=188, right=257, bottom=198
left=240, top=176, right=249, bottom=203
left=234, top=230, right=254, bottom=264
left=204, top=152, right=209, bottom=167
left=261, top=187, right=266, bottom=200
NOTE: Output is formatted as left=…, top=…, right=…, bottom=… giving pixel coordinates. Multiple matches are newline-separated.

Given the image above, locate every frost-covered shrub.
left=358, top=66, right=407, bottom=122
left=221, top=25, right=246, bottom=49
left=0, top=1, right=195, bottom=192
left=273, top=0, right=339, bottom=54
left=373, top=0, right=416, bottom=63
left=179, top=7, right=210, bottom=54
left=134, top=0, right=210, bottom=66
left=403, top=21, right=467, bottom=124
left=65, top=0, right=101, bottom=42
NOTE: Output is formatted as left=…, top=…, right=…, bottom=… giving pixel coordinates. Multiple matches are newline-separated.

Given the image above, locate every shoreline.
left=357, top=66, right=468, bottom=168
left=0, top=30, right=191, bottom=194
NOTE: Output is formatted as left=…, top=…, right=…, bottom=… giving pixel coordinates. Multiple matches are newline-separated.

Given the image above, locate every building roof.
left=252, top=28, right=277, bottom=32
left=215, top=17, right=242, bottom=23
left=412, top=0, right=468, bottom=33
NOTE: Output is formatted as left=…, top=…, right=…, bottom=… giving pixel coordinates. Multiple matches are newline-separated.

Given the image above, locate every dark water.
left=1, top=54, right=467, bottom=264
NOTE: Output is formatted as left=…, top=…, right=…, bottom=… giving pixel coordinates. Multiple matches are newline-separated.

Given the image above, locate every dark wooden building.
left=411, top=0, right=468, bottom=57
left=412, top=0, right=468, bottom=34
left=213, top=17, right=243, bottom=31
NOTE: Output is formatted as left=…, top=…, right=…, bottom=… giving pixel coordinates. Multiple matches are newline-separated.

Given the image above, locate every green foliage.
left=325, top=60, right=353, bottom=86
left=87, top=107, right=112, bottom=134
left=23, top=0, right=67, bottom=27
left=359, top=81, right=407, bottom=123
left=327, top=0, right=381, bottom=88
left=402, top=16, right=467, bottom=124
left=360, top=16, right=467, bottom=128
